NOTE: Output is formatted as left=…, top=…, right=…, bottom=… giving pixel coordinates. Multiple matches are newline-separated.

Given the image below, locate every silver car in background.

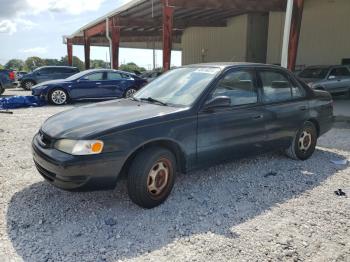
left=299, top=65, right=350, bottom=97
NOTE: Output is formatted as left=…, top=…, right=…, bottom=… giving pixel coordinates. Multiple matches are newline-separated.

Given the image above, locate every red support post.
left=288, top=0, right=304, bottom=71
left=84, top=32, right=91, bottom=70
left=111, top=18, right=120, bottom=70
left=162, top=1, right=174, bottom=72
left=67, top=38, right=73, bottom=66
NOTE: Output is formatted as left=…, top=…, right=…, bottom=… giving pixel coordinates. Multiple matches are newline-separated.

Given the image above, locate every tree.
left=0, top=64, right=4, bottom=70
left=24, top=57, right=45, bottom=71
left=90, top=59, right=108, bottom=69
left=5, top=59, right=25, bottom=71
left=43, top=58, right=60, bottom=66
left=60, top=56, right=85, bottom=71
left=120, top=62, right=146, bottom=73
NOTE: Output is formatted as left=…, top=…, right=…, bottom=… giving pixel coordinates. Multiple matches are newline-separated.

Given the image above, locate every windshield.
left=299, top=67, right=329, bottom=79
left=134, top=67, right=221, bottom=106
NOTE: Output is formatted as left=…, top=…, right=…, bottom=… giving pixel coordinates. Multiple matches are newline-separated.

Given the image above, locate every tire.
left=127, top=147, right=176, bottom=208
left=49, top=88, right=68, bottom=105
left=285, top=121, right=318, bottom=161
left=124, top=88, right=138, bottom=98
left=21, top=80, right=36, bottom=90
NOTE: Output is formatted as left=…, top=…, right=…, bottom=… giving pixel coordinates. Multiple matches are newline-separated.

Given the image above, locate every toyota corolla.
left=32, top=63, right=333, bottom=208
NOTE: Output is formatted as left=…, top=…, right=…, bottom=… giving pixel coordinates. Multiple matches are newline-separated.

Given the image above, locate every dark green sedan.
left=32, top=63, right=333, bottom=208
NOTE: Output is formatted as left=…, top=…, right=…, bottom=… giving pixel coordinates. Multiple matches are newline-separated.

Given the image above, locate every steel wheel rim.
left=126, top=89, right=137, bottom=98
left=147, top=158, right=171, bottom=198
left=51, top=90, right=67, bottom=105
left=298, top=130, right=312, bottom=152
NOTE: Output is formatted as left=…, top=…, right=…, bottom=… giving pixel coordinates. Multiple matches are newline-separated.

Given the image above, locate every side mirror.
left=204, top=96, right=231, bottom=110
left=36, top=72, right=41, bottom=76
left=328, top=75, right=336, bottom=80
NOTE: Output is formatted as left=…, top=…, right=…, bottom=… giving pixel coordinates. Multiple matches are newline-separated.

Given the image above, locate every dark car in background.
left=32, top=63, right=333, bottom=208
left=141, top=70, right=163, bottom=83
left=0, top=69, right=16, bottom=95
left=20, top=66, right=79, bottom=90
left=32, top=69, right=147, bottom=105
left=299, top=65, right=350, bottom=97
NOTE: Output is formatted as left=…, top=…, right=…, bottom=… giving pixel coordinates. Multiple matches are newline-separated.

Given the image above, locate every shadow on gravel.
left=6, top=148, right=348, bottom=261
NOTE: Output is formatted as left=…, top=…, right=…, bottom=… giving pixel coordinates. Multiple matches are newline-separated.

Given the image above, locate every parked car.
left=16, top=71, right=28, bottom=81
left=20, top=66, right=79, bottom=90
left=0, top=69, right=15, bottom=95
left=141, top=70, right=163, bottom=83
left=32, top=69, right=147, bottom=105
left=299, top=65, right=350, bottom=97
left=32, top=63, right=333, bottom=208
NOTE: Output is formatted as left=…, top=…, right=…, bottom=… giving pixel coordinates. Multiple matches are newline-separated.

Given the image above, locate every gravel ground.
left=0, top=89, right=349, bottom=262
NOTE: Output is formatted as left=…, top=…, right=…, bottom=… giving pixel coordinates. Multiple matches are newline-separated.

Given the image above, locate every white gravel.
left=0, top=89, right=349, bottom=262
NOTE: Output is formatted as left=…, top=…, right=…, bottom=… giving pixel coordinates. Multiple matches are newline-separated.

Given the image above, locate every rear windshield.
left=299, top=68, right=328, bottom=79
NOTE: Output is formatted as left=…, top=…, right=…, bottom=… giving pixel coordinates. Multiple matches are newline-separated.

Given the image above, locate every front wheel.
left=49, top=89, right=68, bottom=105
left=127, top=147, right=176, bottom=208
left=285, top=121, right=317, bottom=161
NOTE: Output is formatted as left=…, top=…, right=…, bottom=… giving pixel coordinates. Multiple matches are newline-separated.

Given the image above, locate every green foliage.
left=90, top=60, right=108, bottom=69
left=0, top=64, right=4, bottom=70
left=119, top=62, right=146, bottom=73
left=3, top=57, right=146, bottom=74
left=5, top=59, right=25, bottom=71
left=24, top=57, right=45, bottom=71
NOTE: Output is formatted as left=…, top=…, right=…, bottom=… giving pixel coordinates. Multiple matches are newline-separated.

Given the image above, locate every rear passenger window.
left=259, top=71, right=302, bottom=103
left=330, top=67, right=350, bottom=77
left=212, top=70, right=257, bottom=106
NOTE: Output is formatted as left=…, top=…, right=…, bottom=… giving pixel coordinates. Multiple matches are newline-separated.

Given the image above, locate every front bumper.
left=32, top=134, right=126, bottom=191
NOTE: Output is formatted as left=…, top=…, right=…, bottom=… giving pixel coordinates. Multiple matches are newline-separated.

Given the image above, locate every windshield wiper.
left=140, top=97, right=168, bottom=106
left=129, top=97, right=140, bottom=102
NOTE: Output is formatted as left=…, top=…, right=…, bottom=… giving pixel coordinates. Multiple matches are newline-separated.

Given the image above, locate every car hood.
left=37, top=79, right=71, bottom=87
left=41, top=99, right=187, bottom=139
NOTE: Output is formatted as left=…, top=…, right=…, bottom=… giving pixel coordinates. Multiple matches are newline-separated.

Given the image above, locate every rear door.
left=104, top=72, right=133, bottom=98
left=196, top=68, right=268, bottom=167
left=257, top=68, right=309, bottom=149
left=325, top=67, right=350, bottom=93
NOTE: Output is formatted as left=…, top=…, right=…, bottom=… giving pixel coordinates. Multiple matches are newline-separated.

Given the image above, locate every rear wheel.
left=285, top=121, right=317, bottom=161
left=22, top=80, right=36, bottom=90
left=124, top=88, right=137, bottom=98
left=49, top=89, right=68, bottom=105
left=127, top=147, right=176, bottom=208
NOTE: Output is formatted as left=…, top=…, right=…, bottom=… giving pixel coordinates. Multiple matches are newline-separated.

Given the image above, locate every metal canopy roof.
left=67, top=0, right=286, bottom=47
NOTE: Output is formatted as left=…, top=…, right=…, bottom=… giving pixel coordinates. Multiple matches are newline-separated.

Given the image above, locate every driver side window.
left=85, top=72, right=104, bottom=81
left=212, top=70, right=257, bottom=106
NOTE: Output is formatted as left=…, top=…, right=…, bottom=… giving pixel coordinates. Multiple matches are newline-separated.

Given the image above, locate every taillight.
left=9, top=71, right=15, bottom=81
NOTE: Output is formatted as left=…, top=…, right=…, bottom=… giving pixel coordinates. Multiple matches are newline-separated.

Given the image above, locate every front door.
left=196, top=68, right=268, bottom=167
left=71, top=72, right=109, bottom=99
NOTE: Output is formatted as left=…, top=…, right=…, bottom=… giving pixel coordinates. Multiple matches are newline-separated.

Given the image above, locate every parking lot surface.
left=0, top=89, right=349, bottom=261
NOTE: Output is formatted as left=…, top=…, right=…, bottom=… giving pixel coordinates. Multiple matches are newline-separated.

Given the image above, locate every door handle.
left=299, top=106, right=307, bottom=111
left=252, top=115, right=264, bottom=120
left=96, top=82, right=102, bottom=85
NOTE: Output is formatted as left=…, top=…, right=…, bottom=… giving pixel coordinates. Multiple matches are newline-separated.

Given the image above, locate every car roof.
left=183, top=62, right=284, bottom=70
left=81, top=68, right=133, bottom=74
left=36, top=66, right=78, bottom=69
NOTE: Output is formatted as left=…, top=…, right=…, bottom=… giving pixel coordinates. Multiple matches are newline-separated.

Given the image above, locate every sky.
left=0, top=0, right=182, bottom=70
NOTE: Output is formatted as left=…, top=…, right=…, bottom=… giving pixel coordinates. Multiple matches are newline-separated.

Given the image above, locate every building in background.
left=64, top=0, right=350, bottom=71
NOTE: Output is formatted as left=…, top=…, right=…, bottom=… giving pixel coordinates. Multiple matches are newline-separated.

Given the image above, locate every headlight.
left=54, top=139, right=104, bottom=155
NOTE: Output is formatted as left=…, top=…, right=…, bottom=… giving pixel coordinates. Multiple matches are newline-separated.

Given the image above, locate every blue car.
left=32, top=69, right=147, bottom=105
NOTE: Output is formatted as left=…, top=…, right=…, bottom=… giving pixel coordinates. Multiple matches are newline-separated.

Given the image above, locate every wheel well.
left=307, top=119, right=320, bottom=137
left=120, top=140, right=187, bottom=177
